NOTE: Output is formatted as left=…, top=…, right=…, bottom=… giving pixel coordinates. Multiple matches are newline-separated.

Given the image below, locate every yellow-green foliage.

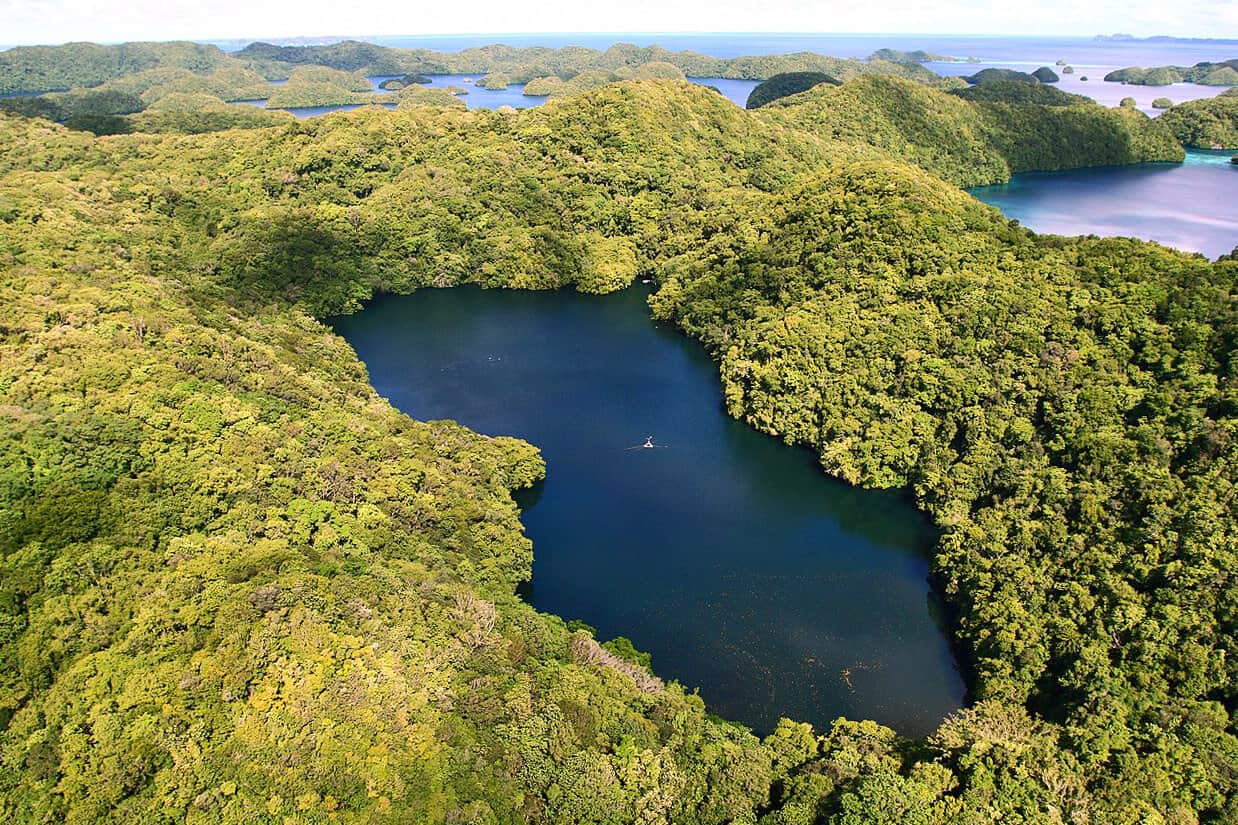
left=578, top=234, right=639, bottom=292
left=477, top=72, right=510, bottom=89
left=284, top=65, right=374, bottom=91
left=1157, top=93, right=1238, bottom=148
left=232, top=39, right=936, bottom=84
left=522, top=75, right=565, bottom=96
left=521, top=70, right=617, bottom=98
left=394, top=86, right=466, bottom=110
left=0, top=40, right=230, bottom=93
left=1202, top=66, right=1238, bottom=86
left=0, top=78, right=1233, bottom=824
left=261, top=67, right=377, bottom=109
left=39, top=87, right=145, bottom=119
left=761, top=75, right=1182, bottom=186
left=0, top=39, right=939, bottom=97
left=0, top=97, right=786, bottom=823
left=62, top=66, right=275, bottom=104
left=625, top=61, right=687, bottom=81
left=126, top=94, right=294, bottom=133
left=73, top=66, right=202, bottom=97
left=140, top=66, right=274, bottom=103
left=263, top=82, right=367, bottom=108
left=523, top=67, right=692, bottom=100
left=1105, top=60, right=1238, bottom=86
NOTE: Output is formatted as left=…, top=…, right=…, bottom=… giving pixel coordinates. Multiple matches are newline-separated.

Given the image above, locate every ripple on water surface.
left=331, top=285, right=965, bottom=736
left=970, top=150, right=1238, bottom=260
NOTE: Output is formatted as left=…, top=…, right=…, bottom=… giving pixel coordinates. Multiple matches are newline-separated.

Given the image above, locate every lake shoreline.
left=330, top=283, right=966, bottom=736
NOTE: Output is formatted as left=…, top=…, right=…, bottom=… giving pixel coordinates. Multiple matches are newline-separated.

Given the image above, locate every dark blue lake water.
left=331, top=286, right=965, bottom=736
left=971, top=150, right=1238, bottom=259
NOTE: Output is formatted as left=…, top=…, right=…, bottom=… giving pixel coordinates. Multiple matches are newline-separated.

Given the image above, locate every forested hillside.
left=0, top=79, right=1234, bottom=823
left=0, top=39, right=933, bottom=95
left=1103, top=59, right=1238, bottom=86
left=1157, top=89, right=1238, bottom=148
left=760, top=75, right=1183, bottom=186
left=745, top=72, right=841, bottom=109
left=0, top=41, right=230, bottom=93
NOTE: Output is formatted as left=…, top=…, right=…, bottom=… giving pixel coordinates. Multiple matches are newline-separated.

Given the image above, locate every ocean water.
left=970, top=150, right=1238, bottom=259
left=214, top=34, right=1234, bottom=116
left=356, top=33, right=1236, bottom=67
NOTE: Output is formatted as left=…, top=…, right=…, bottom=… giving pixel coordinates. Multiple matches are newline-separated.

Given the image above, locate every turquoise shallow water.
left=331, top=286, right=966, bottom=736
left=970, top=150, right=1238, bottom=259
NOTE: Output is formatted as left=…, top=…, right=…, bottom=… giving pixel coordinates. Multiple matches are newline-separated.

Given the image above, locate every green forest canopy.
left=0, top=38, right=937, bottom=94
left=745, top=72, right=841, bottom=109
left=759, top=75, right=1181, bottom=187
left=1104, top=60, right=1238, bottom=86
left=0, top=73, right=1233, bottom=824
left=0, top=39, right=946, bottom=120
left=1156, top=89, right=1238, bottom=149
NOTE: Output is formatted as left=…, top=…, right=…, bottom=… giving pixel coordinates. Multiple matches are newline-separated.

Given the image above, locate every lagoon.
left=287, top=34, right=1238, bottom=114
left=379, top=74, right=756, bottom=109
left=331, top=285, right=965, bottom=736
left=970, top=150, right=1238, bottom=259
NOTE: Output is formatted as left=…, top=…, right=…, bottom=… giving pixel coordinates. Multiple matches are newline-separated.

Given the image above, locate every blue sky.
left=1, top=0, right=1234, bottom=46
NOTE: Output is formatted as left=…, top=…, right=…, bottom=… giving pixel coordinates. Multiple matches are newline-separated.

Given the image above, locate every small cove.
left=970, top=150, right=1238, bottom=259
left=331, top=285, right=965, bottom=736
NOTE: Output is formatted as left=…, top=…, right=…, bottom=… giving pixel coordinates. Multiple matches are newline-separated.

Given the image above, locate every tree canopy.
left=1157, top=92, right=1238, bottom=148
left=0, top=38, right=939, bottom=95
left=965, top=67, right=1040, bottom=85
left=1104, top=59, right=1238, bottom=86
left=760, top=75, right=1181, bottom=187
left=745, top=72, right=841, bottom=109
left=0, top=71, right=1233, bottom=825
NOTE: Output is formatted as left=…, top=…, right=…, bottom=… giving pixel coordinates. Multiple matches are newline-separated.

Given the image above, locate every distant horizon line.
left=3, top=31, right=1238, bottom=50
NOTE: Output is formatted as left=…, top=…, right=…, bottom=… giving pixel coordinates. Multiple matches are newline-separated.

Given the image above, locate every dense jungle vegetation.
left=965, top=68, right=1041, bottom=85
left=950, top=80, right=1089, bottom=106
left=868, top=48, right=961, bottom=63
left=231, top=40, right=938, bottom=85
left=759, top=75, right=1182, bottom=187
left=1104, top=60, right=1238, bottom=86
left=0, top=69, right=1234, bottom=825
left=1157, top=89, right=1238, bottom=148
left=0, top=39, right=934, bottom=95
left=0, top=39, right=941, bottom=121
left=745, top=72, right=841, bottom=110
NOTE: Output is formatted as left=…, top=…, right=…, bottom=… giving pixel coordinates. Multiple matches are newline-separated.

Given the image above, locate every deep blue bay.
left=331, top=286, right=966, bottom=736
left=970, top=150, right=1238, bottom=259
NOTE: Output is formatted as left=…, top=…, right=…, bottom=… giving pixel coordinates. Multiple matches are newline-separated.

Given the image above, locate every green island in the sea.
left=1104, top=59, right=1238, bottom=85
